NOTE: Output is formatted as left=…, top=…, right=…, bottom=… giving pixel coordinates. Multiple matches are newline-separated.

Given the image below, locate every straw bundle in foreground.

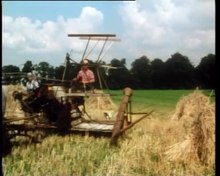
left=165, top=90, right=215, bottom=167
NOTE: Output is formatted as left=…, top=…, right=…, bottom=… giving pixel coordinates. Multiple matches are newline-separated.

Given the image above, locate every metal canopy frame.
left=67, top=33, right=121, bottom=89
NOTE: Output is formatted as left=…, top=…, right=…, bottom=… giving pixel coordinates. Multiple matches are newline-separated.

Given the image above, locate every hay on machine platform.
left=84, top=90, right=117, bottom=120
left=165, top=90, right=215, bottom=167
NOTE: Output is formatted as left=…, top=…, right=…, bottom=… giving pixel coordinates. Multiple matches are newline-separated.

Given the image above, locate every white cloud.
left=3, top=6, right=104, bottom=66
left=184, top=29, right=215, bottom=49
left=118, top=0, right=215, bottom=65
left=120, top=2, right=166, bottom=42
left=3, top=1, right=215, bottom=67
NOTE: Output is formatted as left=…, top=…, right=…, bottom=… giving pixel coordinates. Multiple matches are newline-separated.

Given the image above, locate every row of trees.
left=3, top=52, right=215, bottom=89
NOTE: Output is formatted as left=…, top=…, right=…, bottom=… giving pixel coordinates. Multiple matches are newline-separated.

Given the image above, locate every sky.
left=2, top=0, right=215, bottom=68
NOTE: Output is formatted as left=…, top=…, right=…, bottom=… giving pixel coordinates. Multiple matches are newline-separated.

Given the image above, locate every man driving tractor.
left=72, top=59, right=95, bottom=92
left=70, top=59, right=95, bottom=119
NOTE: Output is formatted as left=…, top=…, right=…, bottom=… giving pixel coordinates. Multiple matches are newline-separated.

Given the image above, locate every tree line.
left=2, top=52, right=215, bottom=89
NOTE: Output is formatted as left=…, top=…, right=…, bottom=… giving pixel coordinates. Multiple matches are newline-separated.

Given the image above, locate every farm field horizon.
left=108, top=89, right=214, bottom=117
left=3, top=89, right=215, bottom=176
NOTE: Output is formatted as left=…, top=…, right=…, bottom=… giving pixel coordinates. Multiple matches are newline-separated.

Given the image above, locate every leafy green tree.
left=130, top=55, right=152, bottom=89
left=195, top=54, right=215, bottom=89
left=33, top=62, right=55, bottom=84
left=54, top=63, right=78, bottom=87
left=3, top=65, right=20, bottom=73
left=21, top=60, right=34, bottom=73
left=151, top=58, right=166, bottom=89
left=3, top=65, right=20, bottom=84
left=106, top=58, right=135, bottom=89
left=164, top=53, right=196, bottom=89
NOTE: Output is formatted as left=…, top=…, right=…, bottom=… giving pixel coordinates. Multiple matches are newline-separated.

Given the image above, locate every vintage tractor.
left=2, top=34, right=153, bottom=155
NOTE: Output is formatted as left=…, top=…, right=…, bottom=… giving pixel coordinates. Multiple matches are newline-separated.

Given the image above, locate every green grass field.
left=109, top=89, right=214, bottom=118
left=109, top=89, right=214, bottom=106
left=3, top=89, right=215, bottom=176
